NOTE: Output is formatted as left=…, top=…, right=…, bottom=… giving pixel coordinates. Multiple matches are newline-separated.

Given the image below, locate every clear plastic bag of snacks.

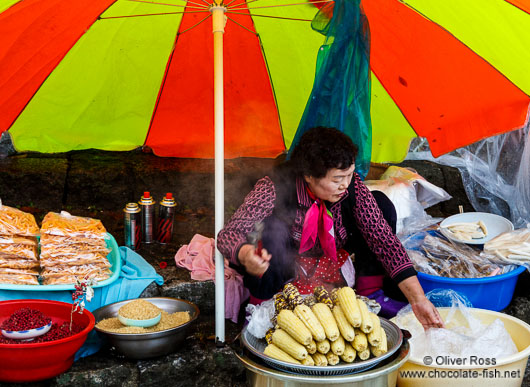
left=42, top=273, right=109, bottom=285
left=40, top=265, right=111, bottom=278
left=40, top=233, right=108, bottom=247
left=0, top=258, right=40, bottom=270
left=403, top=230, right=514, bottom=278
left=0, top=244, right=38, bottom=260
left=0, top=274, right=39, bottom=285
left=40, top=211, right=107, bottom=239
left=0, top=201, right=39, bottom=236
left=40, top=243, right=110, bottom=257
left=39, top=253, right=111, bottom=267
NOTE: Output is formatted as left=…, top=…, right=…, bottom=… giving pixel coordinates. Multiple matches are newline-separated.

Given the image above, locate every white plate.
left=439, top=212, right=514, bottom=245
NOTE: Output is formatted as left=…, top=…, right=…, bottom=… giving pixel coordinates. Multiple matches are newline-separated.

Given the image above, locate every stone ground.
left=0, top=150, right=529, bottom=386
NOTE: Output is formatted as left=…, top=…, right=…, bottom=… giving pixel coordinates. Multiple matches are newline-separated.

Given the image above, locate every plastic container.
left=417, top=265, right=525, bottom=311
left=0, top=299, right=95, bottom=383
left=396, top=307, right=530, bottom=387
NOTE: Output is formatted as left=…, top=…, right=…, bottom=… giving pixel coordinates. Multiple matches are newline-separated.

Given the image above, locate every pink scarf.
left=299, top=188, right=337, bottom=262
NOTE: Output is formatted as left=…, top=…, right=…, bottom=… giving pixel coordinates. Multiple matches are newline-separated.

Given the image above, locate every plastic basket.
left=417, top=265, right=525, bottom=311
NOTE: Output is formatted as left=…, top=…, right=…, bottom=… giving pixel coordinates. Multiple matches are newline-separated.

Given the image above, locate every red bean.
left=0, top=308, right=51, bottom=331
left=0, top=322, right=84, bottom=344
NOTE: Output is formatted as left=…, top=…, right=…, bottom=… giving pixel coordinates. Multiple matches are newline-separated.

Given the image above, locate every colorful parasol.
left=366, top=0, right=530, bottom=163
left=0, top=0, right=324, bottom=158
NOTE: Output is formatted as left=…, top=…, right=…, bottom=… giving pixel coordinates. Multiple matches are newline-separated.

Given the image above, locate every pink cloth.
left=299, top=197, right=337, bottom=262
left=175, top=234, right=249, bottom=323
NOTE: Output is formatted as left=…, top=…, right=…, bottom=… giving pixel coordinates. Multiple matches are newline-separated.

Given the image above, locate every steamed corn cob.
left=301, top=355, right=315, bottom=366
left=330, top=288, right=340, bottom=304
left=357, top=299, right=373, bottom=334
left=264, top=344, right=301, bottom=364
left=358, top=348, right=371, bottom=361
left=336, top=287, right=362, bottom=327
left=316, top=339, right=330, bottom=354
left=303, top=294, right=317, bottom=308
left=312, top=302, right=340, bottom=342
left=277, top=309, right=312, bottom=346
left=265, top=328, right=274, bottom=345
left=326, top=351, right=340, bottom=365
left=305, top=340, right=317, bottom=354
left=340, top=343, right=356, bottom=363
left=367, top=312, right=382, bottom=347
left=352, top=329, right=368, bottom=352
left=314, top=286, right=333, bottom=309
left=332, top=304, right=355, bottom=341
left=271, top=329, right=308, bottom=360
left=274, top=293, right=291, bottom=313
left=312, top=352, right=328, bottom=366
left=371, top=326, right=388, bottom=357
left=294, top=304, right=326, bottom=342
left=283, top=283, right=303, bottom=308
left=330, top=335, right=345, bottom=356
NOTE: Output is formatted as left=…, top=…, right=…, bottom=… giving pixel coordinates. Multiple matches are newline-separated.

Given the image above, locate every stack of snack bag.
left=39, top=211, right=112, bottom=285
left=263, top=284, right=388, bottom=366
left=0, top=201, right=40, bottom=285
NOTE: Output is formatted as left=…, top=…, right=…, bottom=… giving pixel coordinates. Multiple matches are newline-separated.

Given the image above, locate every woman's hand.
left=238, top=244, right=272, bottom=277
left=398, top=276, right=444, bottom=330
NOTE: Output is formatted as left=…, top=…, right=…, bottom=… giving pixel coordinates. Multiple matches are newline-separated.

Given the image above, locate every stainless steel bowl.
left=93, top=297, right=199, bottom=359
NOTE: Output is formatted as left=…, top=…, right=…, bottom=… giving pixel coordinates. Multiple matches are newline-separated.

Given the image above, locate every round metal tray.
left=241, top=317, right=403, bottom=376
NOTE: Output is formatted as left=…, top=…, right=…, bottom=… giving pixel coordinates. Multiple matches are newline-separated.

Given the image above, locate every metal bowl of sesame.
left=93, top=297, right=199, bottom=359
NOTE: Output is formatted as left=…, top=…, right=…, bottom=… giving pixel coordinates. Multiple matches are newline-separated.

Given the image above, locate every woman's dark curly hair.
left=290, top=127, right=358, bottom=178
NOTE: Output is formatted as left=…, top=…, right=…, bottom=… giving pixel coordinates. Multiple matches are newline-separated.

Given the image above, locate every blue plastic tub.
left=417, top=265, right=526, bottom=311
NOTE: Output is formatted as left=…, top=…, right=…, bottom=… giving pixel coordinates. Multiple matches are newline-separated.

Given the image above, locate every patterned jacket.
left=217, top=171, right=416, bottom=284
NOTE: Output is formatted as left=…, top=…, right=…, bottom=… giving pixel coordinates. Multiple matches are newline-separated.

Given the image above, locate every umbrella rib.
left=225, top=0, right=259, bottom=8
left=225, top=10, right=312, bottom=21
left=225, top=15, right=257, bottom=35
left=228, top=0, right=331, bottom=11
left=178, top=13, right=212, bottom=34
left=99, top=10, right=209, bottom=19
left=127, top=0, right=209, bottom=9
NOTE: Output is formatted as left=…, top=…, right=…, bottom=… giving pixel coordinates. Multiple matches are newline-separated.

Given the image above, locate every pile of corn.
left=264, top=284, right=387, bottom=366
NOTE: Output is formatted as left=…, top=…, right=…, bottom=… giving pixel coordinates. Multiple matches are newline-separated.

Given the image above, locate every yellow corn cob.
left=312, top=352, right=328, bottom=366
left=352, top=329, right=368, bottom=352
left=264, top=344, right=301, bottom=364
left=326, top=351, right=340, bottom=365
left=305, top=340, right=317, bottom=355
left=283, top=283, right=303, bottom=308
left=336, top=287, right=361, bottom=327
left=294, top=304, right=326, bottom=342
left=313, top=286, right=333, bottom=309
left=358, top=348, right=371, bottom=361
left=371, top=326, right=388, bottom=357
left=271, top=329, right=308, bottom=360
left=367, top=312, right=382, bottom=347
left=357, top=298, right=373, bottom=334
left=330, top=288, right=340, bottom=304
left=301, top=355, right=315, bottom=366
left=277, top=309, right=312, bottom=346
left=316, top=339, right=330, bottom=354
left=340, top=343, right=356, bottom=363
left=332, top=304, right=355, bottom=342
left=265, top=328, right=274, bottom=345
left=312, top=303, right=340, bottom=342
left=330, top=335, right=345, bottom=356
left=303, top=294, right=317, bottom=308
left=274, top=293, right=291, bottom=313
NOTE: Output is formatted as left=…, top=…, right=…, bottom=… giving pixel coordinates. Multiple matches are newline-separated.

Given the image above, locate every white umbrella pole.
left=212, top=3, right=226, bottom=345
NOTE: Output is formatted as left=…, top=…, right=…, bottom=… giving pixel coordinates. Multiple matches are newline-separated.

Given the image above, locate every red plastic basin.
left=0, top=299, right=95, bottom=383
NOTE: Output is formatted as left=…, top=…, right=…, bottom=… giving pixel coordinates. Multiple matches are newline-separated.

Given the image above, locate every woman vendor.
left=217, top=127, right=443, bottom=329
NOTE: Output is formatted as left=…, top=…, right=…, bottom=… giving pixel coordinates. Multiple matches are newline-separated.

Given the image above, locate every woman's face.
left=304, top=164, right=355, bottom=203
